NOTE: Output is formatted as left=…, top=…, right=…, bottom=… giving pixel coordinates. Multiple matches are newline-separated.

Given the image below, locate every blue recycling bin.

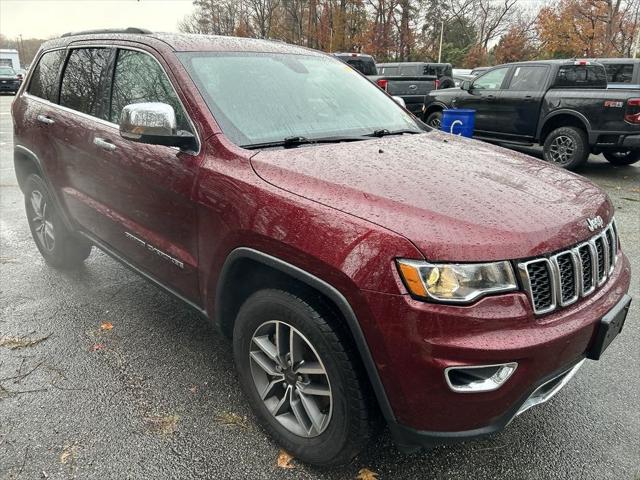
left=441, top=109, right=476, bottom=138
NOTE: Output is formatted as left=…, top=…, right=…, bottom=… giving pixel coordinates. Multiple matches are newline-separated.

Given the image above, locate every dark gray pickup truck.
left=423, top=60, right=640, bottom=169
left=370, top=62, right=453, bottom=115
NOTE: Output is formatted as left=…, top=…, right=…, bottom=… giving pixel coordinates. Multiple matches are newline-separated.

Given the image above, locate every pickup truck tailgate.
left=372, top=75, right=437, bottom=115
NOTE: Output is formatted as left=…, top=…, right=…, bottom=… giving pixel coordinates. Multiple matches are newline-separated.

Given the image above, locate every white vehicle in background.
left=0, top=49, right=21, bottom=70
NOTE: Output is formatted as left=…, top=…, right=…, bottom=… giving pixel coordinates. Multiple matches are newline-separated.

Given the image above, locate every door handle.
left=36, top=114, right=55, bottom=125
left=523, top=95, right=534, bottom=102
left=94, top=137, right=116, bottom=152
left=485, top=95, right=496, bottom=102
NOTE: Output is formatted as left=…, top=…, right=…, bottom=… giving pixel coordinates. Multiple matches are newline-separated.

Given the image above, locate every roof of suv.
left=41, top=30, right=324, bottom=56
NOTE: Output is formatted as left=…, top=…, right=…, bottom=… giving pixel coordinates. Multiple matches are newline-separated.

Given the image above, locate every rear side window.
left=27, top=50, right=65, bottom=102
left=399, top=65, right=419, bottom=76
left=555, top=65, right=607, bottom=88
left=379, top=66, right=398, bottom=75
left=508, top=66, right=548, bottom=91
left=109, top=49, right=191, bottom=132
left=60, top=48, right=112, bottom=118
left=604, top=64, right=634, bottom=83
left=345, top=59, right=376, bottom=76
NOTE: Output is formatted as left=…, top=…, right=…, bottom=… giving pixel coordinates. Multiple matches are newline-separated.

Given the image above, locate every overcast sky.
left=0, top=0, right=194, bottom=39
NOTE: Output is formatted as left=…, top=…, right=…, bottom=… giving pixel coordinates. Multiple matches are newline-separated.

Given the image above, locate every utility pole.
left=438, top=20, right=444, bottom=63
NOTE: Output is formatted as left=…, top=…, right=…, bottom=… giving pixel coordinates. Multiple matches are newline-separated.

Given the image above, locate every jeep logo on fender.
left=586, top=215, right=604, bottom=232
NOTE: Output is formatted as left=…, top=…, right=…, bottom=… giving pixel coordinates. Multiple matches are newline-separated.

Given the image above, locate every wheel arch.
left=538, top=111, right=592, bottom=145
left=214, top=247, right=396, bottom=424
left=14, top=146, right=44, bottom=193
left=423, top=102, right=446, bottom=120
left=14, top=145, right=75, bottom=231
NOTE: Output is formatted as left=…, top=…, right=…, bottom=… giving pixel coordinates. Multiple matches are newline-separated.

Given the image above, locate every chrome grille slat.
left=518, top=220, right=618, bottom=315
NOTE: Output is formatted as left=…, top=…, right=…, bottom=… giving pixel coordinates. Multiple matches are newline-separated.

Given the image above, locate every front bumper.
left=0, top=81, right=19, bottom=92
left=360, top=252, right=631, bottom=447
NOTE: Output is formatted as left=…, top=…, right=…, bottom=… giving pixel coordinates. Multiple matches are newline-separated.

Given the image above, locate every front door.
left=454, top=66, right=510, bottom=135
left=92, top=47, right=202, bottom=302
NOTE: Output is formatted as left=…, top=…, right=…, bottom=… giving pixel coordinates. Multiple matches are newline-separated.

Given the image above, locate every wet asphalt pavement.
left=0, top=94, right=639, bottom=479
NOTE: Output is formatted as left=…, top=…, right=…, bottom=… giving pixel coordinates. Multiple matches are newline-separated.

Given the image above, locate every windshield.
left=0, top=67, right=16, bottom=76
left=179, top=52, right=422, bottom=147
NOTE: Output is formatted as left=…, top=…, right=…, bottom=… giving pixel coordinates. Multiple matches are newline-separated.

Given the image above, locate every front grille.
left=578, top=245, right=594, bottom=293
left=526, top=261, right=554, bottom=312
left=556, top=253, right=577, bottom=304
left=519, top=220, right=618, bottom=315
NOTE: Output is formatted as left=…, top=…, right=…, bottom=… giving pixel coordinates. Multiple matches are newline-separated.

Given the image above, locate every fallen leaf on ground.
left=215, top=411, right=249, bottom=429
left=59, top=443, right=79, bottom=465
left=276, top=450, right=294, bottom=469
left=90, top=344, right=105, bottom=351
left=189, top=385, right=198, bottom=394
left=99, top=322, right=113, bottom=331
left=145, top=415, right=179, bottom=435
left=356, top=468, right=379, bottom=480
left=0, top=335, right=49, bottom=350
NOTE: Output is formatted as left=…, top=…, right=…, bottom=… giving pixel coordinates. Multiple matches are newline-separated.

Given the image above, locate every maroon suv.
left=12, top=29, right=632, bottom=466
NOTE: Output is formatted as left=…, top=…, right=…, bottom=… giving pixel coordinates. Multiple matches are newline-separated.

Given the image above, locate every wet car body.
left=11, top=31, right=632, bottom=463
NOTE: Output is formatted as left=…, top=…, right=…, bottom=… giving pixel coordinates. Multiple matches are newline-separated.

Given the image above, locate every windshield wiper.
left=241, top=135, right=368, bottom=150
left=368, top=129, right=422, bottom=137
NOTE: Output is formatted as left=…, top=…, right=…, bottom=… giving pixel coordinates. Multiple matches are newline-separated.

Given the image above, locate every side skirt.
left=79, top=231, right=207, bottom=318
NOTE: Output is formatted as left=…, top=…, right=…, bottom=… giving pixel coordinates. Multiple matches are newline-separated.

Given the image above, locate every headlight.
left=396, top=259, right=517, bottom=303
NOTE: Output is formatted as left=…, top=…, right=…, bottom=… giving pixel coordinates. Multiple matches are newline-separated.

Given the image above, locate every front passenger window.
left=109, top=49, right=191, bottom=132
left=472, top=67, right=509, bottom=90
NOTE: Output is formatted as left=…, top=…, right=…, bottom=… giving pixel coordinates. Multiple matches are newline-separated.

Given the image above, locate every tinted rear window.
left=554, top=64, right=607, bottom=88
left=27, top=50, right=66, bottom=102
left=60, top=48, right=112, bottom=118
left=603, top=63, right=634, bottom=83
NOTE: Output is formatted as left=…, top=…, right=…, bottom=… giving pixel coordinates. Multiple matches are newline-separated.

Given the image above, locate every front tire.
left=603, top=149, right=640, bottom=166
left=233, top=289, right=372, bottom=466
left=24, top=174, right=92, bottom=268
left=542, top=126, right=589, bottom=170
left=425, top=110, right=442, bottom=130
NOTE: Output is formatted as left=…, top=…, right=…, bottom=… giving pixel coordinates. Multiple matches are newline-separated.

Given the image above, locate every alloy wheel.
left=249, top=320, right=333, bottom=437
left=30, top=190, right=55, bottom=252
left=548, top=135, right=576, bottom=166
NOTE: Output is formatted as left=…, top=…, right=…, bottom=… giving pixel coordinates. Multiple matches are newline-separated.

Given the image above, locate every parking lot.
left=0, top=93, right=638, bottom=479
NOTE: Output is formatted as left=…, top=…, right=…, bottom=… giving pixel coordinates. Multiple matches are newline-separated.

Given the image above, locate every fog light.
left=445, top=363, right=517, bottom=393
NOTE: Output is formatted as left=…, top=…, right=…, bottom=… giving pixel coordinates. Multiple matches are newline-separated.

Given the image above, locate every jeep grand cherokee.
left=12, top=29, right=632, bottom=466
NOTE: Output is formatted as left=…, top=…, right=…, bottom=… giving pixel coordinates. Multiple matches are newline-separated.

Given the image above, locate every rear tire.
left=233, top=289, right=372, bottom=467
left=542, top=126, right=589, bottom=170
left=603, top=150, right=640, bottom=166
left=24, top=174, right=92, bottom=269
left=425, top=111, right=442, bottom=130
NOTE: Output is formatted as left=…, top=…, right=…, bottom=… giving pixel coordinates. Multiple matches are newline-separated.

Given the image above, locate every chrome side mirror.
left=392, top=96, right=406, bottom=108
left=461, top=80, right=471, bottom=91
left=119, top=102, right=196, bottom=150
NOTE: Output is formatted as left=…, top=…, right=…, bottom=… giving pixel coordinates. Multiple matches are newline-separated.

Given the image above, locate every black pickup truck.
left=423, top=60, right=640, bottom=169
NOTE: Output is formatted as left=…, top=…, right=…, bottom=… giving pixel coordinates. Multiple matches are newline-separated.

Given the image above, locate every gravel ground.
left=1, top=94, right=639, bottom=480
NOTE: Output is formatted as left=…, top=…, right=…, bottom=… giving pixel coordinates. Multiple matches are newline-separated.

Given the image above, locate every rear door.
left=52, top=47, right=115, bottom=239
left=499, top=65, right=549, bottom=139
left=454, top=66, right=510, bottom=134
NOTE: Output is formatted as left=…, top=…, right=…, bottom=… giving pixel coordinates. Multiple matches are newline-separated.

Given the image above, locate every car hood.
left=250, top=132, right=612, bottom=261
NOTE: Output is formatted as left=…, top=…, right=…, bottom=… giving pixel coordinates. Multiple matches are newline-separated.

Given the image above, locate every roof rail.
left=61, top=27, right=152, bottom=38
